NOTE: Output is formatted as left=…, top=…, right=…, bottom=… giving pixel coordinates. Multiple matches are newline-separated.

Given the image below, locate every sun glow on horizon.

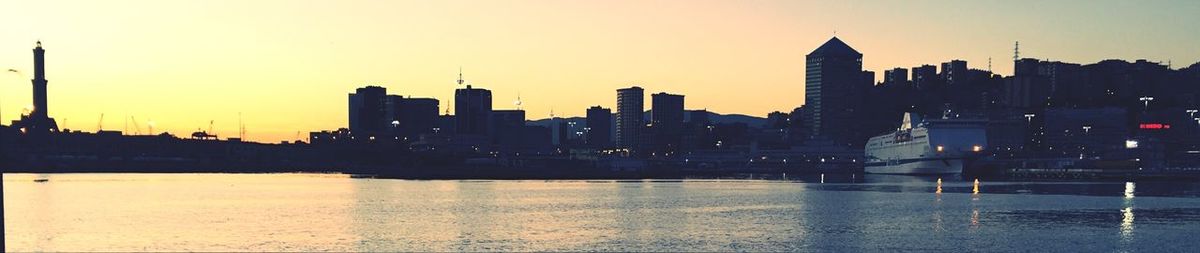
left=2, top=0, right=1198, bottom=143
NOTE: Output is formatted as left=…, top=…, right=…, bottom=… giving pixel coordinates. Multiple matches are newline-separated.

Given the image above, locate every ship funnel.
left=901, top=113, right=922, bottom=130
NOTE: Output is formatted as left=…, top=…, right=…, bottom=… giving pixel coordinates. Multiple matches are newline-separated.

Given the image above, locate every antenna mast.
left=1013, top=41, right=1020, bottom=61
left=457, top=67, right=465, bottom=86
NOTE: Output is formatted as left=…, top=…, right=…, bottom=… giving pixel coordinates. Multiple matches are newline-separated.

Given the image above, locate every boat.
left=864, top=112, right=987, bottom=175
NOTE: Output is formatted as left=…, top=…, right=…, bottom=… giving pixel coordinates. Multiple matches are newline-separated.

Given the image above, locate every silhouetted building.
left=940, top=60, right=968, bottom=87
left=349, top=86, right=387, bottom=136
left=455, top=85, right=492, bottom=136
left=13, top=41, right=60, bottom=134
left=387, top=96, right=439, bottom=139
left=804, top=37, right=867, bottom=146
left=492, top=109, right=526, bottom=146
left=585, top=106, right=612, bottom=148
left=912, top=64, right=938, bottom=90
left=1043, top=107, right=1129, bottom=158
left=883, top=67, right=909, bottom=86
left=650, top=92, right=685, bottom=154
left=616, top=86, right=644, bottom=152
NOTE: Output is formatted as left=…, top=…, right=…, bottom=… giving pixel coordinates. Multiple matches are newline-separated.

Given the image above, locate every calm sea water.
left=5, top=173, right=1200, bottom=252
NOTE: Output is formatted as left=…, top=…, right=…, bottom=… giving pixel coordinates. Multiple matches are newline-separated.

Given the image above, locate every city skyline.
left=3, top=0, right=1200, bottom=143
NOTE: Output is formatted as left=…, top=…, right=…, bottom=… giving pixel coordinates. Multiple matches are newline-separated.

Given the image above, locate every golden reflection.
left=970, top=208, right=981, bottom=230
left=1120, top=207, right=1135, bottom=241
left=972, top=178, right=981, bottom=195
left=935, top=178, right=943, bottom=194
left=932, top=191, right=944, bottom=232
left=1124, top=182, right=1136, bottom=199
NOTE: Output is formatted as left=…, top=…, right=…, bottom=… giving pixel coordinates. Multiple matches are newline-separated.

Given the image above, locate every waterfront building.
left=616, top=86, right=644, bottom=153
left=586, top=106, right=612, bottom=148
left=804, top=37, right=868, bottom=146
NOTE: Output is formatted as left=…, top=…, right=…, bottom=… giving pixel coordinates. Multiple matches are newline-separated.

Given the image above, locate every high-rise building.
left=585, top=106, right=612, bottom=148
left=651, top=92, right=685, bottom=153
left=616, top=86, right=644, bottom=151
left=804, top=37, right=865, bottom=145
left=349, top=86, right=387, bottom=135
left=455, top=85, right=492, bottom=136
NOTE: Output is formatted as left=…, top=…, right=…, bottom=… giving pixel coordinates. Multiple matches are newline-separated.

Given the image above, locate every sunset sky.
left=2, top=0, right=1198, bottom=143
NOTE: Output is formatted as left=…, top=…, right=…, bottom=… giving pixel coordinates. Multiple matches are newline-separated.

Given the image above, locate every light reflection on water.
left=4, top=173, right=1200, bottom=252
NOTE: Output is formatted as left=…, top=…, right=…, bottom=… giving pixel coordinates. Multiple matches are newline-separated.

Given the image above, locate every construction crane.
left=97, top=113, right=105, bottom=132
left=131, top=116, right=142, bottom=135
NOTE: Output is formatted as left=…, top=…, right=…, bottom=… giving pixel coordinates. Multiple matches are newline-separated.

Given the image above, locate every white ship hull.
left=864, top=158, right=965, bottom=175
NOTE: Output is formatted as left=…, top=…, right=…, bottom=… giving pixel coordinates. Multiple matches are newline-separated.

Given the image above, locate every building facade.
left=616, top=86, right=644, bottom=152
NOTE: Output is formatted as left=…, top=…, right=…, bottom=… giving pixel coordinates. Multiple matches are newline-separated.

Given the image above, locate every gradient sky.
left=2, top=0, right=1198, bottom=143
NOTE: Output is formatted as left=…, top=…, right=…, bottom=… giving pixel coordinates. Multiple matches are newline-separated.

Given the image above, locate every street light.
left=1139, top=96, right=1155, bottom=109
left=1024, top=113, right=1036, bottom=123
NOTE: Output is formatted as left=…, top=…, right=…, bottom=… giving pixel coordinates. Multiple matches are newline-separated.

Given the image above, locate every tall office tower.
left=804, top=37, right=865, bottom=145
left=455, top=85, right=493, bottom=136
left=349, top=86, right=387, bottom=135
left=651, top=92, right=684, bottom=153
left=616, top=86, right=644, bottom=151
left=586, top=106, right=612, bottom=148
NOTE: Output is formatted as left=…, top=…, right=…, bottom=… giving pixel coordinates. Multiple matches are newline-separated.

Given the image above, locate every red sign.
left=1139, top=123, right=1171, bottom=129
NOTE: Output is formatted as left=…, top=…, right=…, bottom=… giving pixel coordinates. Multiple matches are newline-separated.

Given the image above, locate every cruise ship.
left=864, top=113, right=987, bottom=174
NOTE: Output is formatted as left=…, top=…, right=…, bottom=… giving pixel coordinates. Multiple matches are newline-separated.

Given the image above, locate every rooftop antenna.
left=97, top=113, right=104, bottom=132
left=988, top=57, right=992, bottom=73
left=208, top=120, right=214, bottom=134
left=457, top=67, right=465, bottom=86
left=239, top=112, right=246, bottom=140
left=515, top=92, right=523, bottom=110
left=1013, top=41, right=1020, bottom=61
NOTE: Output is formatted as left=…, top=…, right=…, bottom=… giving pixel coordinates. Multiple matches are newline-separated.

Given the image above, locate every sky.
left=2, top=0, right=1198, bottom=143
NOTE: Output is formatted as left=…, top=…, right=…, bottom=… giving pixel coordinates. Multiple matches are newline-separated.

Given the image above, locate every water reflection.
left=7, top=174, right=1200, bottom=252
left=1125, top=182, right=1136, bottom=199
left=1120, top=207, right=1135, bottom=241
